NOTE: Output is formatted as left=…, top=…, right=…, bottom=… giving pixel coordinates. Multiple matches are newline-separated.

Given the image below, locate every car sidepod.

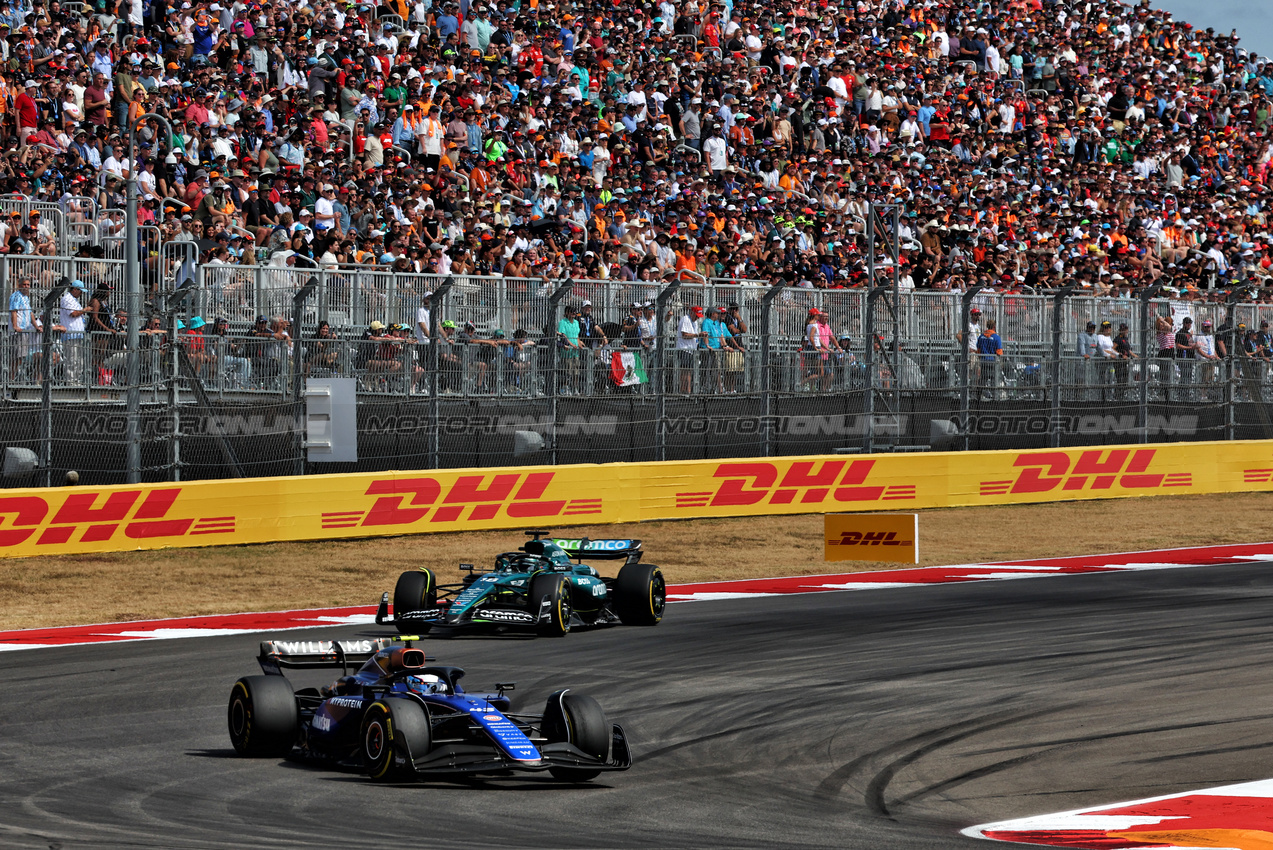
left=307, top=695, right=368, bottom=750
left=439, top=574, right=540, bottom=629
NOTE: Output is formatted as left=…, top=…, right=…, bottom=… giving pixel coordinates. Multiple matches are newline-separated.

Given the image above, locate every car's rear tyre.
left=614, top=563, right=665, bottom=626
left=393, top=569, right=437, bottom=631
left=543, top=690, right=609, bottom=782
left=530, top=573, right=571, bottom=637
left=361, top=698, right=430, bottom=783
left=228, top=675, right=298, bottom=757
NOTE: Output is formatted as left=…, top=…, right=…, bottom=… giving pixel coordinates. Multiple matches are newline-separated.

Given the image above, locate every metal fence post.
left=654, top=278, right=683, bottom=462
left=959, top=285, right=986, bottom=451
left=126, top=112, right=173, bottom=486
left=163, top=279, right=198, bottom=482
left=863, top=203, right=902, bottom=453
left=291, top=276, right=318, bottom=476
left=1137, top=283, right=1165, bottom=444
left=428, top=276, right=454, bottom=470
left=862, top=286, right=892, bottom=453
left=760, top=282, right=785, bottom=457
left=39, top=280, right=68, bottom=487
left=1222, top=286, right=1251, bottom=442
left=546, top=279, right=574, bottom=465
left=1049, top=285, right=1078, bottom=449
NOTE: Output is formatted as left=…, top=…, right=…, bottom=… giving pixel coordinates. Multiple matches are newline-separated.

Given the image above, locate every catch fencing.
left=2, top=255, right=1270, bottom=486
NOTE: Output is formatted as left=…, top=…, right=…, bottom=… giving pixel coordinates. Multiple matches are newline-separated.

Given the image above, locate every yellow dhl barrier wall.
left=1, top=439, right=1271, bottom=558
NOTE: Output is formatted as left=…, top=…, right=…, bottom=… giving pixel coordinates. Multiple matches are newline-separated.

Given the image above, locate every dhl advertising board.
left=1, top=440, right=1271, bottom=558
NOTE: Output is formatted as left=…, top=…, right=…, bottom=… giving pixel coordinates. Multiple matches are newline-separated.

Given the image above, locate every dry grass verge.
left=3, top=492, right=1270, bottom=630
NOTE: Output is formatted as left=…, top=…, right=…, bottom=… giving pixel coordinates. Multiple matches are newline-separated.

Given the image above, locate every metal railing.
left=6, top=255, right=1273, bottom=483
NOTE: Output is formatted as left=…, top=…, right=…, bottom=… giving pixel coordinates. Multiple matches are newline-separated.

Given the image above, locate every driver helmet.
left=406, top=674, right=447, bottom=695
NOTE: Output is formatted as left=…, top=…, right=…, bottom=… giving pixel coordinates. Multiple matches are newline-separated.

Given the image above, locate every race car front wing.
left=376, top=593, right=545, bottom=630
left=406, top=724, right=632, bottom=776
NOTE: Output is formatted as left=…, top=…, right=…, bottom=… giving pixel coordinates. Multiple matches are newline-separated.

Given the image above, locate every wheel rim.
left=230, top=698, right=247, bottom=737
left=651, top=573, right=666, bottom=617
left=365, top=719, right=386, bottom=761
left=559, top=587, right=571, bottom=631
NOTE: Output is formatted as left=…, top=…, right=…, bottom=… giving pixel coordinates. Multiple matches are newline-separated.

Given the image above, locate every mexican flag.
left=611, top=351, right=648, bottom=386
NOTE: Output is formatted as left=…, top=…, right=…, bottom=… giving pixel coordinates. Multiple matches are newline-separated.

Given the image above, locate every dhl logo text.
left=675, top=460, right=915, bottom=509
left=321, top=472, right=601, bottom=529
left=979, top=449, right=1192, bottom=496
left=830, top=531, right=912, bottom=547
left=0, top=488, right=234, bottom=547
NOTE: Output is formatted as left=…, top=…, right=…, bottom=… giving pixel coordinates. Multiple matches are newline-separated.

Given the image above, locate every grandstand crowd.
left=0, top=0, right=1270, bottom=307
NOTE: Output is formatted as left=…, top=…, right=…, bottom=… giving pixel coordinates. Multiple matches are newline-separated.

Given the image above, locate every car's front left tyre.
left=393, top=569, right=438, bottom=632
left=543, top=690, right=610, bottom=782
left=530, top=573, right=571, bottom=637
left=228, top=675, right=298, bottom=757
left=362, top=698, right=431, bottom=782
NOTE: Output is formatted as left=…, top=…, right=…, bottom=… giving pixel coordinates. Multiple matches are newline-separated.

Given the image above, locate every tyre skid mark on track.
left=863, top=709, right=1063, bottom=820
left=963, top=713, right=1273, bottom=758
left=814, top=707, right=1061, bottom=811
left=633, top=720, right=775, bottom=765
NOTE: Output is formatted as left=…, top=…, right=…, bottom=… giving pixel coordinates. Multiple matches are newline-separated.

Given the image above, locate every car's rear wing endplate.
left=552, top=538, right=643, bottom=561
left=257, top=637, right=395, bottom=674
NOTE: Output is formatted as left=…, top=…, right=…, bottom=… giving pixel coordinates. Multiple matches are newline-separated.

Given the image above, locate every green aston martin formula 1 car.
left=375, top=531, right=665, bottom=637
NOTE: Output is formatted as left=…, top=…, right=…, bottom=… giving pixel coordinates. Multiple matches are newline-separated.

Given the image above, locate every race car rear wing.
left=552, top=538, right=643, bottom=562
left=257, top=638, right=396, bottom=675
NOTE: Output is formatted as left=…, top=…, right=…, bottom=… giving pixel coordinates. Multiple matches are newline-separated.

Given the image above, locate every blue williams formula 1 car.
left=228, top=637, right=631, bottom=782
left=376, top=531, right=665, bottom=637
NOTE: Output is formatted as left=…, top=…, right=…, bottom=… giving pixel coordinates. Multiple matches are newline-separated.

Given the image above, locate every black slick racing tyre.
left=393, top=569, right=437, bottom=630
left=614, top=563, right=666, bottom=626
left=361, top=698, right=431, bottom=783
left=530, top=573, right=571, bottom=637
left=228, top=675, right=298, bottom=757
left=543, top=690, right=610, bottom=781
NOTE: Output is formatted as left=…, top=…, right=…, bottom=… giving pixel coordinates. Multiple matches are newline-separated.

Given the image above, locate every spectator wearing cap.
left=577, top=300, right=606, bottom=350
left=1196, top=319, right=1222, bottom=388
left=8, top=277, right=40, bottom=379
left=210, top=316, right=251, bottom=388
left=976, top=318, right=1004, bottom=400
left=961, top=307, right=983, bottom=356
left=557, top=304, right=583, bottom=393
left=701, top=305, right=742, bottom=393
left=314, top=184, right=337, bottom=232
left=59, top=281, right=88, bottom=385
left=1095, top=322, right=1117, bottom=359
left=677, top=304, right=706, bottom=393
left=13, top=80, right=37, bottom=146
left=1175, top=317, right=1199, bottom=390
left=1077, top=321, right=1099, bottom=360
left=638, top=302, right=658, bottom=351
left=1112, top=323, right=1137, bottom=388
left=418, top=106, right=445, bottom=173
left=195, top=179, right=237, bottom=230
left=1258, top=321, right=1273, bottom=356
left=182, top=316, right=211, bottom=375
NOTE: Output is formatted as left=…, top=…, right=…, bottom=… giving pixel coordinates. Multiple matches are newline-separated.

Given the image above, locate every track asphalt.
left=2, top=561, right=1272, bottom=849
